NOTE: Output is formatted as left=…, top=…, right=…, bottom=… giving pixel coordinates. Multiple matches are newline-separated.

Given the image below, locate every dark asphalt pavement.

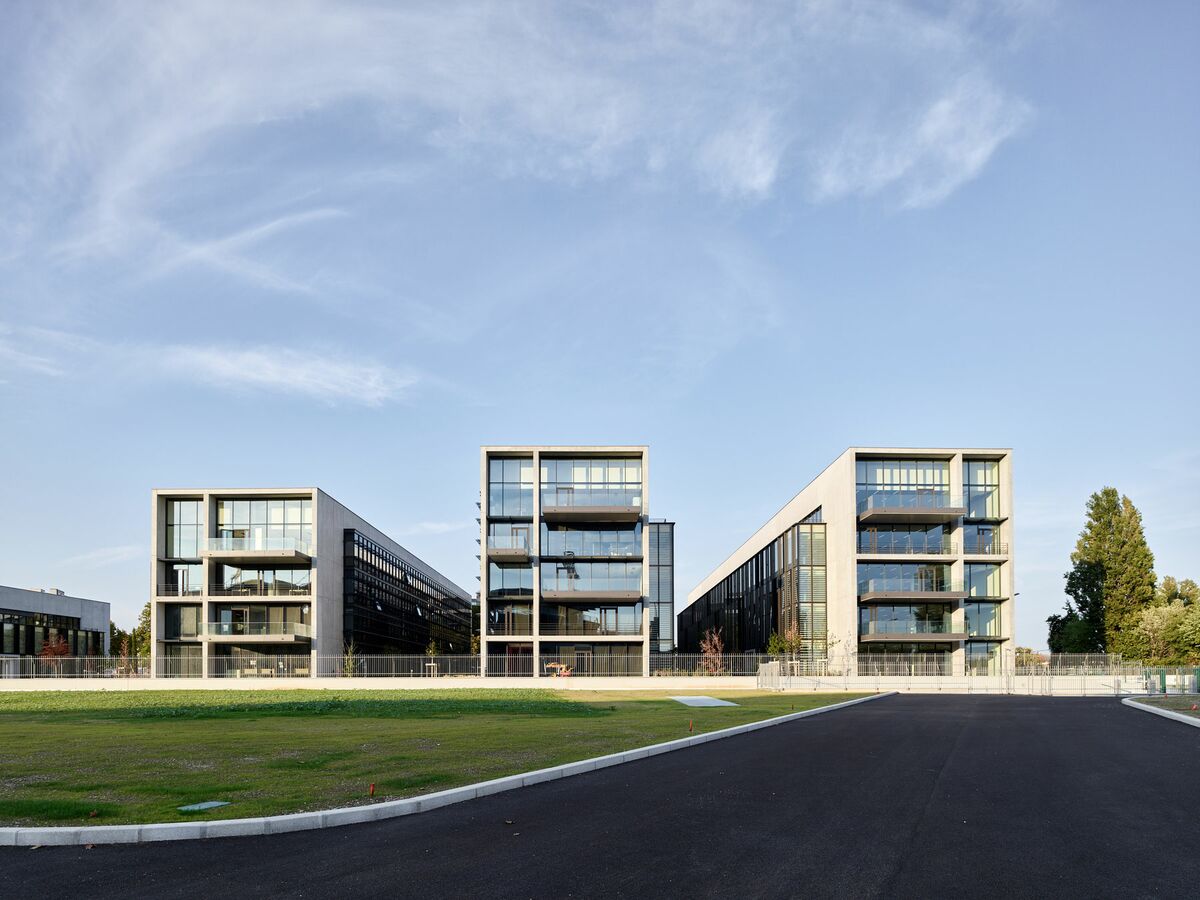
left=4, top=695, right=1197, bottom=899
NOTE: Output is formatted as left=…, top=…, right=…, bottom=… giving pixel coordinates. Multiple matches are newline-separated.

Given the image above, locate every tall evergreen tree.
left=1060, top=487, right=1156, bottom=658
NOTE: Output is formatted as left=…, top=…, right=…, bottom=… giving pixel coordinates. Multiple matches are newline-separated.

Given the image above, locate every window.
left=963, top=523, right=1003, bottom=554
left=216, top=565, right=311, bottom=596
left=164, top=604, right=201, bottom=639
left=965, top=564, right=1002, bottom=598
left=857, top=524, right=948, bottom=554
left=857, top=563, right=954, bottom=594
left=488, top=457, right=534, bottom=517
left=856, top=459, right=951, bottom=512
left=539, top=561, right=642, bottom=593
left=967, top=641, right=1001, bottom=675
left=488, top=563, right=533, bottom=598
left=540, top=457, right=642, bottom=509
left=165, top=499, right=202, bottom=558
left=216, top=497, right=313, bottom=550
left=540, top=523, right=640, bottom=557
left=965, top=602, right=1002, bottom=637
left=964, top=460, right=1001, bottom=519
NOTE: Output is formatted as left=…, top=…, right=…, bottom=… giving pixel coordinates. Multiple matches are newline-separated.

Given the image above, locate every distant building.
left=0, top=584, right=109, bottom=661
left=479, top=446, right=674, bottom=676
left=150, top=488, right=472, bottom=677
left=679, top=448, right=1014, bottom=676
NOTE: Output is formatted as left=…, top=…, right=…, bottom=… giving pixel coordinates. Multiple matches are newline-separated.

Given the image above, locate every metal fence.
left=649, top=652, right=771, bottom=676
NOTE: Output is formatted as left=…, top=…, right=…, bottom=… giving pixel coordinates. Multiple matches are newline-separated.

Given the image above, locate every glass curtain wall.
left=648, top=522, right=675, bottom=651
left=539, top=561, right=641, bottom=593
left=215, top=565, right=312, bottom=596
left=965, top=564, right=1003, bottom=598
left=488, top=458, right=534, bottom=517
left=963, top=523, right=1002, bottom=554
left=487, top=564, right=533, bottom=597
left=859, top=605, right=954, bottom=636
left=856, top=459, right=951, bottom=512
left=540, top=457, right=642, bottom=508
left=856, top=524, right=950, bottom=554
left=216, top=498, right=313, bottom=552
left=966, top=642, right=1002, bottom=674
left=857, top=563, right=954, bottom=594
left=964, top=460, right=1001, bottom=519
left=965, top=601, right=1002, bottom=637
left=541, top=524, right=641, bottom=557
left=166, top=499, right=202, bottom=558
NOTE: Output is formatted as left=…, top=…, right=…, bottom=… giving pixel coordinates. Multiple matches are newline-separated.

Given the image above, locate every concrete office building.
left=151, top=488, right=472, bottom=677
left=679, top=448, right=1014, bottom=676
left=1, top=584, right=110, bottom=667
left=479, top=446, right=672, bottom=676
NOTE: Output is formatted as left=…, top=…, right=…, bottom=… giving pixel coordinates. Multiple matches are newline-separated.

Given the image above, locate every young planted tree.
left=131, top=601, right=152, bottom=659
left=699, top=626, right=724, bottom=675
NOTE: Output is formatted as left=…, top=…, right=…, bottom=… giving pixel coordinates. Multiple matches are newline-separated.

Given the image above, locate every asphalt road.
left=3, top=695, right=1197, bottom=899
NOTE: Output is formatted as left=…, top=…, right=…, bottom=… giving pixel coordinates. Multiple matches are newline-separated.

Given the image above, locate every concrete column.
left=531, top=449, right=541, bottom=679
left=642, top=606, right=651, bottom=677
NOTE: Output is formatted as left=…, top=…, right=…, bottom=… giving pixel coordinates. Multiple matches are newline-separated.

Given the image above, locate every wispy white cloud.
left=812, top=73, right=1032, bottom=208
left=161, top=345, right=417, bottom=406
left=59, top=544, right=141, bottom=567
left=0, top=333, right=64, bottom=377
left=0, top=322, right=417, bottom=406
left=0, top=1, right=1038, bottom=279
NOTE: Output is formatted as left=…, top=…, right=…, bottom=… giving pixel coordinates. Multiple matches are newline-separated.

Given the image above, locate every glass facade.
left=539, top=561, right=641, bottom=593
left=965, top=601, right=1002, bottom=637
left=540, top=523, right=640, bottom=558
left=209, top=603, right=309, bottom=636
left=344, top=530, right=472, bottom=654
left=487, top=563, right=533, bottom=598
left=163, top=604, right=201, bottom=639
left=540, top=457, right=642, bottom=508
left=161, top=562, right=202, bottom=595
left=678, top=521, right=826, bottom=656
left=487, top=602, right=532, bottom=636
left=1, top=608, right=103, bottom=657
left=540, top=603, right=643, bottom=636
left=857, top=524, right=950, bottom=554
left=216, top=497, right=313, bottom=551
left=964, top=459, right=1001, bottom=519
left=165, top=499, right=202, bottom=558
left=648, top=521, right=675, bottom=652
left=858, top=643, right=950, bottom=675
left=538, top=642, right=643, bottom=676
left=856, top=458, right=951, bottom=512
left=487, top=521, right=532, bottom=551
left=963, top=522, right=1003, bottom=554
left=488, top=458, right=534, bottom=517
left=214, top=565, right=312, bottom=596
left=859, top=605, right=954, bottom=636
left=965, top=563, right=1003, bottom=598
left=857, top=563, right=954, bottom=594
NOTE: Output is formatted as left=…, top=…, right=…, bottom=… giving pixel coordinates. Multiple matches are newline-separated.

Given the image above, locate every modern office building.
left=679, top=448, right=1014, bottom=675
left=479, top=446, right=672, bottom=676
left=0, top=585, right=109, bottom=667
left=151, top=488, right=472, bottom=677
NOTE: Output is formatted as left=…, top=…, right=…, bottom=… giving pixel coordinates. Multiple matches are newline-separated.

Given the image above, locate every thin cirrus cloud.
left=0, top=1, right=1039, bottom=271
left=58, top=544, right=142, bottom=567
left=160, top=345, right=418, bottom=407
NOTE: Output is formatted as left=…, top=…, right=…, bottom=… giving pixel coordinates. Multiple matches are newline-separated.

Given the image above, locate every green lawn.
left=1138, top=695, right=1200, bottom=718
left=0, top=689, right=864, bottom=826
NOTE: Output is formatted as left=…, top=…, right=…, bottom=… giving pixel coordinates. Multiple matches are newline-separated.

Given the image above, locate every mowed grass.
left=0, top=689, right=863, bottom=826
left=1139, top=695, right=1200, bottom=718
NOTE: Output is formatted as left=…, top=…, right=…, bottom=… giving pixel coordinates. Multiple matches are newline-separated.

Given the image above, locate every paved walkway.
left=3, top=696, right=1197, bottom=898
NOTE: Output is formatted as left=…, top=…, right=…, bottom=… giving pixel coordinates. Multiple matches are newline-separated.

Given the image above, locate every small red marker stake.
left=1192, top=704, right=1197, bottom=711
left=369, top=782, right=376, bottom=798
left=688, top=719, right=693, bottom=733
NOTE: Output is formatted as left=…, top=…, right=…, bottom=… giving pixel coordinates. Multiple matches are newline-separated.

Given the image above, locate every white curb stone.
left=0, top=691, right=894, bottom=846
left=1122, top=697, right=1200, bottom=728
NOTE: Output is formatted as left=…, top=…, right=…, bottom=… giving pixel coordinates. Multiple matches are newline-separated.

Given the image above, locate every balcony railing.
left=209, top=584, right=312, bottom=597
left=539, top=622, right=643, bottom=636
left=156, top=583, right=202, bottom=597
left=857, top=491, right=963, bottom=514
left=543, top=541, right=640, bottom=558
left=487, top=535, right=531, bottom=551
left=964, top=541, right=1009, bottom=555
left=487, top=622, right=533, bottom=636
left=540, top=488, right=643, bottom=509
left=540, top=578, right=642, bottom=594
left=860, top=620, right=956, bottom=636
left=858, top=579, right=964, bottom=595
left=205, top=621, right=311, bottom=638
left=856, top=541, right=955, bottom=556
left=205, top=536, right=311, bottom=555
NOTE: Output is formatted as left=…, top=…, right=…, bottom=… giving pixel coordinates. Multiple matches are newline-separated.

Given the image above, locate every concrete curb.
left=1121, top=696, right=1200, bottom=729
left=0, top=691, right=894, bottom=846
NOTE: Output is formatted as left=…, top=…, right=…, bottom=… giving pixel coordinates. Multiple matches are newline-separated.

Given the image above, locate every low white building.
left=0, top=584, right=110, bottom=661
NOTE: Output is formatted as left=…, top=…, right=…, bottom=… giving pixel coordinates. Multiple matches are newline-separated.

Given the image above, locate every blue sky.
left=1, top=1, right=1197, bottom=644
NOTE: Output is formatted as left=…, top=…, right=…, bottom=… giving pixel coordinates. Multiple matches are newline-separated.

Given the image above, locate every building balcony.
left=204, top=621, right=312, bottom=641
left=541, top=541, right=642, bottom=560
left=857, top=580, right=966, bottom=603
left=964, top=541, right=1009, bottom=556
left=538, top=622, right=643, bottom=637
left=856, top=491, right=966, bottom=525
left=859, top=621, right=967, bottom=642
left=486, top=535, right=530, bottom=561
left=156, top=583, right=202, bottom=597
left=540, top=579, right=642, bottom=601
left=856, top=541, right=956, bottom=558
left=208, top=584, right=312, bottom=598
left=203, top=536, right=311, bottom=563
left=540, top=489, right=643, bottom=522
